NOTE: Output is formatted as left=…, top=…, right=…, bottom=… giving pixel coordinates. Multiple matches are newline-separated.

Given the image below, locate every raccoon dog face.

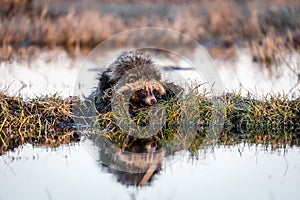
left=130, top=82, right=165, bottom=107
left=134, top=89, right=157, bottom=106
left=120, top=80, right=165, bottom=127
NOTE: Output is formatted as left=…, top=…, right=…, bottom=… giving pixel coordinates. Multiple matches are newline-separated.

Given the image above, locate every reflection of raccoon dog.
left=95, top=51, right=180, bottom=126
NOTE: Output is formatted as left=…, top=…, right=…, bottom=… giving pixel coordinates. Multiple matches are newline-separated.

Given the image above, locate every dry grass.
left=0, top=0, right=300, bottom=62
left=0, top=88, right=299, bottom=155
left=95, top=87, right=300, bottom=154
left=249, top=29, right=300, bottom=68
left=0, top=92, right=79, bottom=155
left=190, top=92, right=300, bottom=154
left=0, top=0, right=33, bottom=16
left=249, top=32, right=285, bottom=68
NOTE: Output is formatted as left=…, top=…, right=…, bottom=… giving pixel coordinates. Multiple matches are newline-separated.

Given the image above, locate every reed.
left=0, top=0, right=300, bottom=62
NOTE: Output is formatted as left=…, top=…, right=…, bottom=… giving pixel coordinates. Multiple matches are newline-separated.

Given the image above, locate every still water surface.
left=0, top=48, right=299, bottom=200
left=1, top=139, right=300, bottom=200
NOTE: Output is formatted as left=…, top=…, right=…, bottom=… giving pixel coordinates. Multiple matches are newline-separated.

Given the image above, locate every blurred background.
left=0, top=0, right=300, bottom=97
left=0, top=0, right=299, bottom=62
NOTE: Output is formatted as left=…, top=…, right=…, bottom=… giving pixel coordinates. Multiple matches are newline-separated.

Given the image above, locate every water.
left=0, top=49, right=81, bottom=98
left=0, top=47, right=300, bottom=200
left=1, top=140, right=300, bottom=200
left=0, top=48, right=299, bottom=98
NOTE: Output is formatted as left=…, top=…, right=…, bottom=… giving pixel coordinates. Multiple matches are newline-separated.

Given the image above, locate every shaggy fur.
left=95, top=51, right=170, bottom=126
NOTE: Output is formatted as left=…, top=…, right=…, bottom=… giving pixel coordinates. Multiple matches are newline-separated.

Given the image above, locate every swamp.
left=0, top=0, right=300, bottom=200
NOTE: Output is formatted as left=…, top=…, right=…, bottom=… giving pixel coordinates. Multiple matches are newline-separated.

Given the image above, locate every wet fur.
left=95, top=51, right=169, bottom=126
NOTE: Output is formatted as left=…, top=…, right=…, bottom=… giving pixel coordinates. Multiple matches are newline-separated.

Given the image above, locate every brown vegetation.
left=0, top=0, right=299, bottom=62
left=0, top=89, right=299, bottom=155
left=0, top=92, right=79, bottom=155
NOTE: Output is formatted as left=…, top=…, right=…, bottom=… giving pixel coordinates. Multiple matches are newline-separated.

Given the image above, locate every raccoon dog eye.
left=137, top=90, right=147, bottom=98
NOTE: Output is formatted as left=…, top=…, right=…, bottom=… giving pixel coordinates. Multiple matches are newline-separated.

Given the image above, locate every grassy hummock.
left=0, top=92, right=79, bottom=155
left=189, top=92, right=300, bottom=155
left=0, top=90, right=299, bottom=155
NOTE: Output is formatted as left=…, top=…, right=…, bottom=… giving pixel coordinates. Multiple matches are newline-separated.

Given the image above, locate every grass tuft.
left=0, top=88, right=299, bottom=155
left=0, top=92, right=79, bottom=155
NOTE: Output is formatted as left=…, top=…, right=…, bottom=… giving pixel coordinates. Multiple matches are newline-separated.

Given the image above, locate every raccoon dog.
left=95, top=50, right=178, bottom=126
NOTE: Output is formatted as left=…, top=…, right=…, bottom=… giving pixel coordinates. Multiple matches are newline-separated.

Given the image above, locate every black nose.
left=150, top=98, right=157, bottom=105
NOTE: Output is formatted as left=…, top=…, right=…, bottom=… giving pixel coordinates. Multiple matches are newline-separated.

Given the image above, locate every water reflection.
left=88, top=125, right=300, bottom=189
left=93, top=136, right=164, bottom=186
left=1, top=138, right=300, bottom=200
